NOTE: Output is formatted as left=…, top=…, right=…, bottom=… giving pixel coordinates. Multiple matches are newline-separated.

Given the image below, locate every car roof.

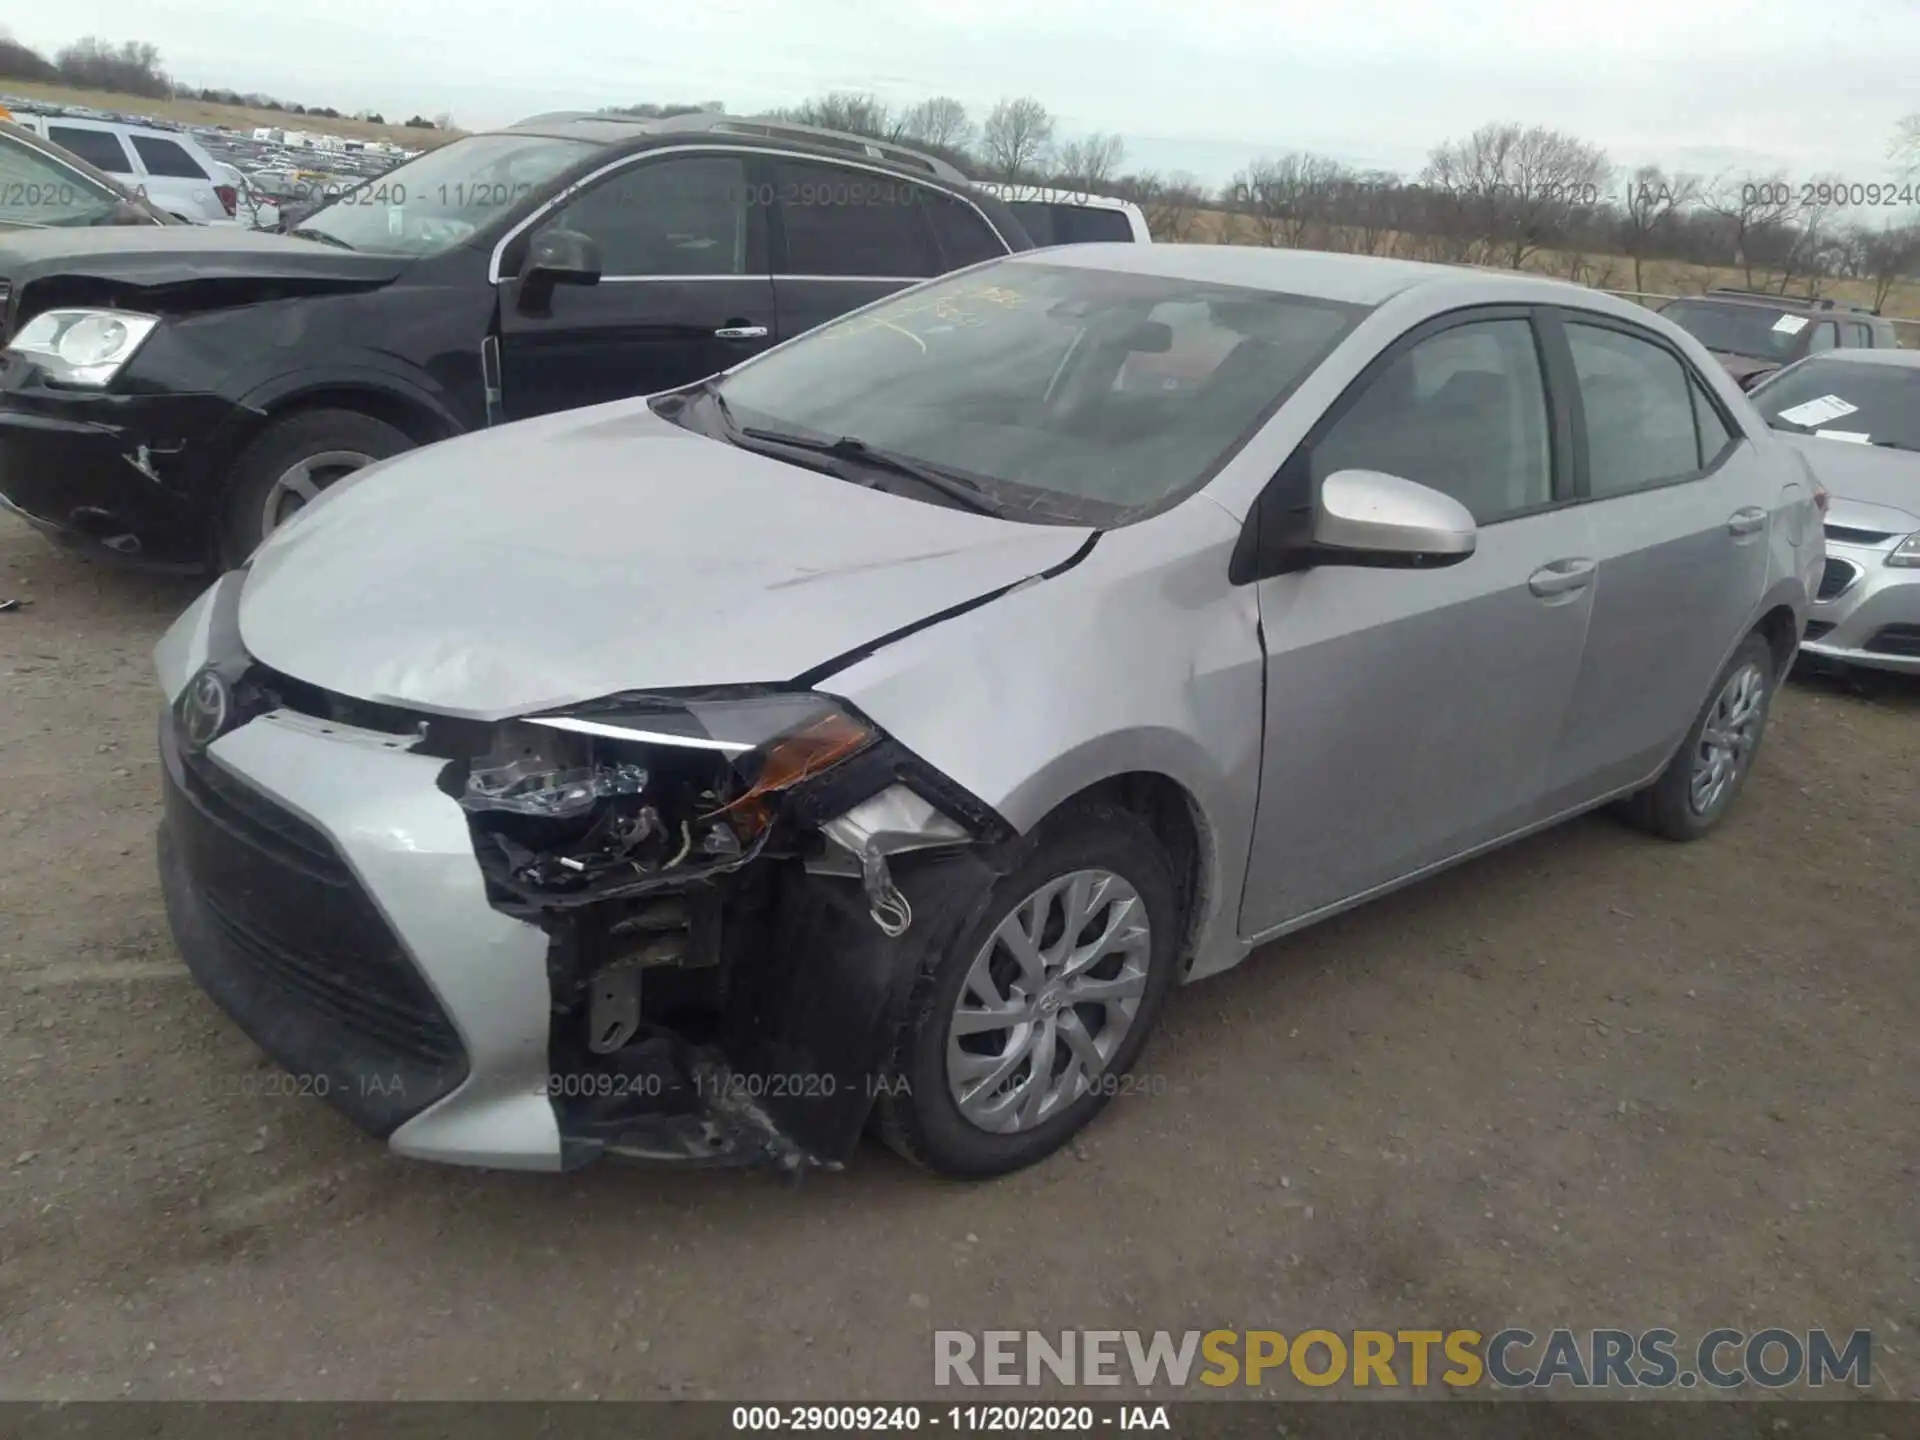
left=1669, top=290, right=1883, bottom=318
left=1007, top=242, right=1639, bottom=310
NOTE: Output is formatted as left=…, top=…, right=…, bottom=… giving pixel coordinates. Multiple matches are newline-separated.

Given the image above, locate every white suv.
left=971, top=183, right=1151, bottom=245
left=13, top=111, right=235, bottom=225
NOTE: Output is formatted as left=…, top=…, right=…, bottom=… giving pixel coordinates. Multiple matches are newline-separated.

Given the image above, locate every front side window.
left=293, top=133, right=596, bottom=257
left=542, top=155, right=748, bottom=275
left=47, top=125, right=131, bottom=175
left=1847, top=321, right=1872, bottom=348
left=710, top=259, right=1364, bottom=520
left=1312, top=318, right=1552, bottom=524
left=923, top=189, right=1005, bottom=268
left=0, top=133, right=140, bottom=228
left=772, top=158, right=936, bottom=277
left=129, top=135, right=208, bottom=179
left=1567, top=323, right=1702, bottom=497
left=1749, top=357, right=1920, bottom=452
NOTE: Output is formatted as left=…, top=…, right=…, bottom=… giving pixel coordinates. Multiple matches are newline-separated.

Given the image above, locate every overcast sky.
left=13, top=1, right=1920, bottom=192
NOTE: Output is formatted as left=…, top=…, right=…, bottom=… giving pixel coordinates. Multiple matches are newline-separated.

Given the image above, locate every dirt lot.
left=0, top=509, right=1915, bottom=1402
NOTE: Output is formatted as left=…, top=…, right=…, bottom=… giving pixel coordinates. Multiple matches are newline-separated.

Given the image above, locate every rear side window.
left=923, top=189, right=1004, bottom=268
left=547, top=155, right=749, bottom=276
left=1846, top=321, right=1872, bottom=348
left=48, top=125, right=131, bottom=174
left=1567, top=323, right=1701, bottom=496
left=129, top=136, right=208, bottom=179
left=771, top=159, right=937, bottom=277
left=1007, top=200, right=1137, bottom=247
left=1807, top=321, right=1838, bottom=353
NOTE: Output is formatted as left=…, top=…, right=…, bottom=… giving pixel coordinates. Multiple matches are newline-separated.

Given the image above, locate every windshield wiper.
left=735, top=425, right=1000, bottom=516
left=288, top=226, right=354, bottom=251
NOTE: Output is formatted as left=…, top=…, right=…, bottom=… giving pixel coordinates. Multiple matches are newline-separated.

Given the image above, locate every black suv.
left=1659, top=287, right=1902, bottom=390
left=0, top=111, right=1031, bottom=567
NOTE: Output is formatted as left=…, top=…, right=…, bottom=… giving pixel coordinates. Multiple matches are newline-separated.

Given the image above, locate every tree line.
left=6, top=30, right=1917, bottom=303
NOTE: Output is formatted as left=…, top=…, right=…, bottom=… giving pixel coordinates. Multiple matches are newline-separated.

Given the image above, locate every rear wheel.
left=875, top=801, right=1182, bottom=1178
left=1617, top=631, right=1776, bottom=840
left=216, top=409, right=414, bottom=567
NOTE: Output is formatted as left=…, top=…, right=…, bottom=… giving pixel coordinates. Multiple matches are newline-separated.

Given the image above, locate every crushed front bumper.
left=1802, top=542, right=1920, bottom=676
left=0, top=384, right=231, bottom=567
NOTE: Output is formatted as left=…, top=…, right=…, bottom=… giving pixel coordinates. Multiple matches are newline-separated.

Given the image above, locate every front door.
left=497, top=152, right=774, bottom=420
left=1241, top=311, right=1596, bottom=935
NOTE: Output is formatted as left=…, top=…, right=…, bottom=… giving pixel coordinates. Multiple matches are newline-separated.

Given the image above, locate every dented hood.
left=0, top=224, right=405, bottom=292
left=238, top=401, right=1093, bottom=719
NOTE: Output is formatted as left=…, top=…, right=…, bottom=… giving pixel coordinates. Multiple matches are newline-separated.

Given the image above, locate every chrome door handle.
left=714, top=325, right=769, bottom=340
left=1727, top=506, right=1767, bottom=538
left=1527, top=557, right=1597, bottom=597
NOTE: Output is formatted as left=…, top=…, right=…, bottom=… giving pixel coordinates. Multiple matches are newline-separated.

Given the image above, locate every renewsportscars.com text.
left=933, top=1328, right=1872, bottom=1390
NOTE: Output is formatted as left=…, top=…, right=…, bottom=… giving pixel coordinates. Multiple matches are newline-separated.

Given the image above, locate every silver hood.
left=1779, top=433, right=1920, bottom=533
left=238, top=401, right=1093, bottom=719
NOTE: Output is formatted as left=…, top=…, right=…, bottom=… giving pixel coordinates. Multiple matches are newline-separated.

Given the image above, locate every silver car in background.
left=1747, top=349, right=1920, bottom=674
left=153, top=246, right=1822, bottom=1180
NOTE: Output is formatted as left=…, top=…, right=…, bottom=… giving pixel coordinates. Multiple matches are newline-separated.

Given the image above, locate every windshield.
left=1660, top=299, right=1812, bottom=362
left=709, top=260, right=1363, bottom=521
left=0, top=131, right=140, bottom=228
left=1749, top=358, right=1920, bottom=452
left=292, top=134, right=597, bottom=256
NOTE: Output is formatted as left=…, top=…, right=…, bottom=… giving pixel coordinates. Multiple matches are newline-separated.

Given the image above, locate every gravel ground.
left=1, top=509, right=1915, bottom=1402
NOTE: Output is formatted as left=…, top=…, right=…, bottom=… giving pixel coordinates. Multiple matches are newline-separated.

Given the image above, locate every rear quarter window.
left=129, top=136, right=209, bottom=180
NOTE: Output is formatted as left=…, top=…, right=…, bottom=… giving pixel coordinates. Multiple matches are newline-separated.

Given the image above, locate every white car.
left=12, top=111, right=236, bottom=225
left=972, top=182, right=1151, bottom=245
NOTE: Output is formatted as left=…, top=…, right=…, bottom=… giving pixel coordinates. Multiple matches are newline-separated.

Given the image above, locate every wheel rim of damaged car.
left=946, top=869, right=1152, bottom=1134
left=1689, top=662, right=1767, bottom=816
left=262, top=450, right=376, bottom=535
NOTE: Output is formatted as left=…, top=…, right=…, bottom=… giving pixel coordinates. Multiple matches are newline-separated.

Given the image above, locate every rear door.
left=1241, top=309, right=1597, bottom=935
left=1536, top=311, right=1770, bottom=808
left=496, top=150, right=774, bottom=419
left=764, top=156, right=952, bottom=343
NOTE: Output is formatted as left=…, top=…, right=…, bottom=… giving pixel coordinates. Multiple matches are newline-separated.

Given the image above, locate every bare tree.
left=779, top=92, right=903, bottom=140
left=1055, top=133, right=1127, bottom=190
left=1421, top=122, right=1614, bottom=271
left=1892, top=114, right=1920, bottom=181
left=1856, top=222, right=1920, bottom=311
left=1619, top=165, right=1701, bottom=293
left=898, top=96, right=972, bottom=152
left=979, top=96, right=1056, bottom=179
left=1124, top=169, right=1208, bottom=241
left=1702, top=172, right=1802, bottom=289
left=1229, top=153, right=1348, bottom=250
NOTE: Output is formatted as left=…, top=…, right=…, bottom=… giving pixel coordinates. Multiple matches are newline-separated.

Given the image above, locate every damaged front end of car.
left=237, top=665, right=1012, bottom=1175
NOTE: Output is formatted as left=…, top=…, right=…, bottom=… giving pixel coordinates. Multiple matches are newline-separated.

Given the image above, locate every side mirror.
left=518, top=228, right=601, bottom=314
left=1313, top=470, right=1477, bottom=564
left=1230, top=467, right=1476, bottom=584
left=1736, top=370, right=1766, bottom=393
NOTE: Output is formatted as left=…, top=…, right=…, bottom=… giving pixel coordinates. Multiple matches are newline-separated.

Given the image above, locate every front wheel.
left=216, top=409, right=414, bottom=568
left=875, top=801, right=1182, bottom=1178
left=1617, top=631, right=1777, bottom=840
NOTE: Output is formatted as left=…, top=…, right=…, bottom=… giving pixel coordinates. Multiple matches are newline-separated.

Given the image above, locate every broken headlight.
left=7, top=308, right=160, bottom=387
left=461, top=690, right=879, bottom=900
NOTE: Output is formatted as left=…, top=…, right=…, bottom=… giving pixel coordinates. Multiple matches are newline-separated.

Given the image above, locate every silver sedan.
left=153, top=245, right=1822, bottom=1178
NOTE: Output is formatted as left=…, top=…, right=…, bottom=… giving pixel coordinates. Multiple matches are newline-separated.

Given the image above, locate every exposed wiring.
left=662, top=820, right=692, bottom=870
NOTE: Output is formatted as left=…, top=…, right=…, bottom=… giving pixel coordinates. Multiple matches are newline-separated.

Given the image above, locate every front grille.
left=1825, top=523, right=1896, bottom=545
left=1816, top=557, right=1860, bottom=601
left=1803, top=620, right=1836, bottom=641
left=1864, top=624, right=1920, bottom=658
left=160, top=712, right=469, bottom=1130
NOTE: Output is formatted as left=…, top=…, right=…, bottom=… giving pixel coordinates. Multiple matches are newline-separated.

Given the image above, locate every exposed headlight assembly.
left=1889, top=533, right=1920, bottom=568
left=7, top=307, right=160, bottom=387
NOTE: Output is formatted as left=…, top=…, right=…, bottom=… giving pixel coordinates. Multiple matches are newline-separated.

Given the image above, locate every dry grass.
left=1183, top=207, right=1920, bottom=322
left=0, top=78, right=460, bottom=149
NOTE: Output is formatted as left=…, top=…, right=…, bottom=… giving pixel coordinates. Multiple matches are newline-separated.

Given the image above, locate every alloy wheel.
left=261, top=449, right=374, bottom=536
left=945, top=868, right=1152, bottom=1134
left=1689, top=661, right=1768, bottom=816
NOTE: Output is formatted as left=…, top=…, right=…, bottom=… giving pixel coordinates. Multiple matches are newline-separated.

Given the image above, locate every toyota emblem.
left=182, top=667, right=233, bottom=752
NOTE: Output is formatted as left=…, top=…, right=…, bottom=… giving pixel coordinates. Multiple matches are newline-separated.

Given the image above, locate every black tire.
left=216, top=409, right=414, bottom=568
left=874, top=800, right=1183, bottom=1178
left=1616, top=631, right=1777, bottom=841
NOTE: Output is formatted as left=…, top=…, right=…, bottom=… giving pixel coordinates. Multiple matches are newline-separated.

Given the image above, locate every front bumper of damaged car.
left=152, top=582, right=1010, bottom=1173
